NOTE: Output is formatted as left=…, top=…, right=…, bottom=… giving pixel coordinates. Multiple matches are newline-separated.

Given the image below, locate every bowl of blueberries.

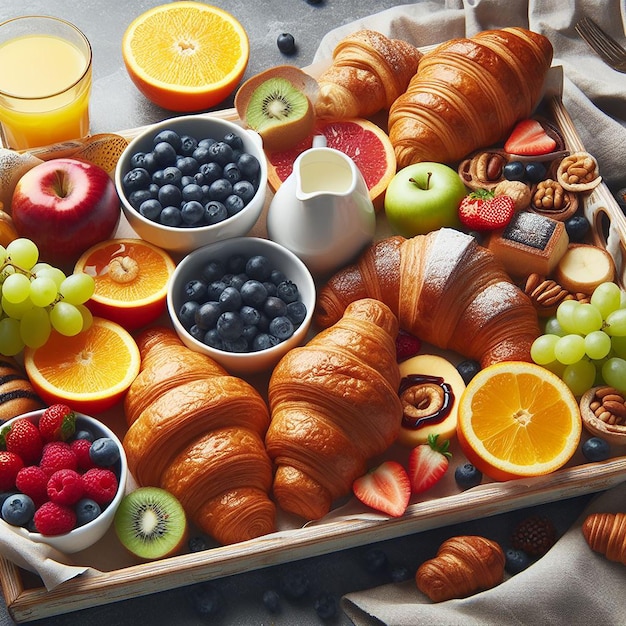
left=115, top=114, right=268, bottom=255
left=0, top=408, right=128, bottom=554
left=167, top=236, right=316, bottom=374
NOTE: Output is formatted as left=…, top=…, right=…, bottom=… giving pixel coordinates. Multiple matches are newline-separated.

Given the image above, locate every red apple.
left=11, top=158, right=120, bottom=268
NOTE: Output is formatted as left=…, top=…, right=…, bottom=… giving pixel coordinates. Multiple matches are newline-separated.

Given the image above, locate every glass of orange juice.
left=0, top=15, right=92, bottom=150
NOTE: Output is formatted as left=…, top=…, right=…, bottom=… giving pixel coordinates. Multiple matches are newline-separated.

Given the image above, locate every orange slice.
left=266, top=118, right=397, bottom=210
left=24, top=317, right=141, bottom=415
left=457, top=361, right=582, bottom=481
left=75, top=239, right=175, bottom=331
left=122, top=2, right=249, bottom=112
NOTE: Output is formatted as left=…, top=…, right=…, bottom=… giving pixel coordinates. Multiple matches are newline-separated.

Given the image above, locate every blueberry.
left=505, top=547, right=532, bottom=575
left=200, top=161, right=222, bottom=184
left=582, top=437, right=611, bottom=462
left=128, top=188, right=154, bottom=209
left=262, top=589, right=281, bottom=613
left=276, top=280, right=300, bottom=303
left=179, top=134, right=198, bottom=156
left=237, top=153, right=260, bottom=179
left=246, top=255, right=272, bottom=281
left=201, top=260, right=225, bottom=283
left=503, top=160, right=525, bottom=181
left=223, top=337, right=248, bottom=353
left=564, top=215, right=590, bottom=243
left=198, top=137, right=217, bottom=150
left=228, top=273, right=248, bottom=291
left=158, top=184, right=182, bottom=208
left=264, top=296, right=288, bottom=318
left=270, top=268, right=287, bottom=285
left=159, top=206, right=182, bottom=226
left=179, top=300, right=200, bottom=329
left=192, top=145, right=212, bottom=165
left=75, top=498, right=101, bottom=526
left=153, top=129, right=182, bottom=152
left=181, top=200, right=205, bottom=225
left=207, top=280, right=227, bottom=301
left=277, top=32, right=296, bottom=55
left=223, top=131, right=244, bottom=151
left=188, top=535, right=209, bottom=552
left=454, top=462, right=483, bottom=489
left=222, top=162, right=241, bottom=184
left=176, top=155, right=199, bottom=175
left=208, top=141, right=234, bottom=166
left=182, top=183, right=204, bottom=203
left=89, top=437, right=121, bottom=466
left=208, top=178, right=233, bottom=202
left=269, top=316, right=294, bottom=340
left=264, top=281, right=277, bottom=297
left=153, top=141, right=178, bottom=166
left=189, top=324, right=205, bottom=342
left=524, top=161, right=547, bottom=183
left=74, top=429, right=95, bottom=442
left=205, top=200, right=228, bottom=224
left=240, top=280, right=268, bottom=307
left=194, top=301, right=221, bottom=330
left=252, top=333, right=280, bottom=351
left=161, top=165, right=183, bottom=186
left=218, top=286, right=242, bottom=312
left=457, top=359, right=481, bottom=385
left=390, top=564, right=412, bottom=582
left=242, top=324, right=259, bottom=343
left=184, top=279, right=207, bottom=302
left=122, top=167, right=151, bottom=192
left=216, top=311, right=243, bottom=340
left=286, top=300, right=307, bottom=326
left=203, top=328, right=224, bottom=350
left=130, top=152, right=157, bottom=173
left=363, top=547, right=388, bottom=572
left=139, top=198, right=162, bottom=221
left=224, top=194, right=245, bottom=216
left=2, top=494, right=35, bottom=527
left=314, top=592, right=338, bottom=620
left=225, top=254, right=247, bottom=274
left=190, top=582, right=222, bottom=617
left=280, top=570, right=310, bottom=599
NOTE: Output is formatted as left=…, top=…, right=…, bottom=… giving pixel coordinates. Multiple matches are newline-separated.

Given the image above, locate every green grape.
left=601, top=357, right=626, bottom=393
left=554, top=333, right=586, bottom=365
left=20, top=307, right=51, bottom=349
left=590, top=281, right=622, bottom=318
left=35, top=265, right=66, bottom=288
left=530, top=334, right=560, bottom=365
left=29, top=276, right=59, bottom=308
left=76, top=304, right=93, bottom=331
left=573, top=303, right=603, bottom=335
left=612, top=335, right=626, bottom=359
left=543, top=316, right=564, bottom=336
left=605, top=309, right=626, bottom=337
left=50, top=301, right=83, bottom=336
left=0, top=317, right=24, bottom=356
left=584, top=330, right=612, bottom=360
left=59, top=273, right=95, bottom=305
left=562, top=359, right=596, bottom=396
left=0, top=245, right=7, bottom=265
left=1, top=295, right=32, bottom=320
left=6, top=238, right=39, bottom=270
left=2, top=273, right=31, bottom=304
left=556, top=300, right=581, bottom=334
left=541, top=359, right=567, bottom=378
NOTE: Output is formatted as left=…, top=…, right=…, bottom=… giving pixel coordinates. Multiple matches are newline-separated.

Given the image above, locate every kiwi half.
left=235, top=65, right=318, bottom=151
left=114, top=487, right=188, bottom=560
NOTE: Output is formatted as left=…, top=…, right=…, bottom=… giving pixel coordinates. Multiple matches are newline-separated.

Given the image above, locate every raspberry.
left=2, top=418, right=43, bottom=465
left=33, top=501, right=76, bottom=536
left=511, top=514, right=557, bottom=556
left=15, top=466, right=49, bottom=507
left=82, top=468, right=118, bottom=505
left=395, top=330, right=421, bottom=362
left=70, top=438, right=95, bottom=471
left=38, top=404, right=76, bottom=442
left=39, top=441, right=77, bottom=476
left=0, top=451, right=24, bottom=491
left=47, top=469, right=84, bottom=506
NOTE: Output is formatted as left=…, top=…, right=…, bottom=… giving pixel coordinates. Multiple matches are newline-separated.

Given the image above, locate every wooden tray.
left=2, top=68, right=626, bottom=623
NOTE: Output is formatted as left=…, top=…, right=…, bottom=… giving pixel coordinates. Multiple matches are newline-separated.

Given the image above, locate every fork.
left=575, top=17, right=626, bottom=73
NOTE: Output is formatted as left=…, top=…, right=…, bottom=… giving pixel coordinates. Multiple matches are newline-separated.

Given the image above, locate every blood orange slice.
left=266, top=118, right=396, bottom=209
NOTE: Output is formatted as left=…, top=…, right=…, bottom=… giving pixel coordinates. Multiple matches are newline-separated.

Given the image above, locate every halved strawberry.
left=352, top=460, right=411, bottom=517
left=408, top=434, right=451, bottom=494
left=504, top=119, right=556, bottom=156
left=458, top=189, right=515, bottom=231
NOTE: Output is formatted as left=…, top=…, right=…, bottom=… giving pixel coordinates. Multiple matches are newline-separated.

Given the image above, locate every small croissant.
left=416, top=535, right=505, bottom=602
left=582, top=512, right=626, bottom=565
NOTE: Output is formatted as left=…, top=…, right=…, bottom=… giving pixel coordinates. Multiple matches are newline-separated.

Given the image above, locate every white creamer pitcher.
left=266, top=137, right=376, bottom=276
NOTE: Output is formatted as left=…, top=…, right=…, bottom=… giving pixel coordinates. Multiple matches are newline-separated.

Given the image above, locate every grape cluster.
left=530, top=281, right=626, bottom=396
left=0, top=238, right=95, bottom=356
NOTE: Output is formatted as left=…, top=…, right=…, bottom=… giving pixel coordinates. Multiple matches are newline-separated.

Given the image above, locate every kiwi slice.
left=114, top=487, right=188, bottom=560
left=235, top=66, right=317, bottom=151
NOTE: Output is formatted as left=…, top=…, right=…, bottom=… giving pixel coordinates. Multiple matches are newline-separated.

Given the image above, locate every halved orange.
left=457, top=361, right=582, bottom=481
left=75, top=239, right=175, bottom=331
left=266, top=118, right=397, bottom=210
left=122, top=2, right=249, bottom=112
left=24, top=317, right=141, bottom=415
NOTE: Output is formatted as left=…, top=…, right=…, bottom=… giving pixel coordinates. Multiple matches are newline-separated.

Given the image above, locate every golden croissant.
left=388, top=27, right=553, bottom=167
left=417, top=535, right=505, bottom=602
left=315, top=228, right=541, bottom=368
left=265, top=298, right=403, bottom=520
left=314, top=29, right=422, bottom=119
left=123, top=327, right=275, bottom=545
left=582, top=512, right=626, bottom=565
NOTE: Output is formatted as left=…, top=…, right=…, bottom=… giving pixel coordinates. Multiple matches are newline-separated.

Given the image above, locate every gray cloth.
left=313, top=0, right=626, bottom=190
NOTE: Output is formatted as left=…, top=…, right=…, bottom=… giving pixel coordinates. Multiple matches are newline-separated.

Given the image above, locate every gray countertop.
left=0, top=1, right=601, bottom=624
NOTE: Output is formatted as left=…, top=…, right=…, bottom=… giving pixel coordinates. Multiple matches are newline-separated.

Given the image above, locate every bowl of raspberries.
left=0, top=404, right=128, bottom=554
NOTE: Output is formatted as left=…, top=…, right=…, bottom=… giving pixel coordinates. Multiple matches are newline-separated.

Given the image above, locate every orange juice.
left=0, top=17, right=92, bottom=150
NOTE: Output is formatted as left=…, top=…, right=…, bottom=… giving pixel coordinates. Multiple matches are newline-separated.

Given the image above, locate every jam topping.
left=398, top=374, right=454, bottom=430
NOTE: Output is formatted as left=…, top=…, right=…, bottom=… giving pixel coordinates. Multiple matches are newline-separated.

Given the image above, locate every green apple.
left=384, top=162, right=467, bottom=236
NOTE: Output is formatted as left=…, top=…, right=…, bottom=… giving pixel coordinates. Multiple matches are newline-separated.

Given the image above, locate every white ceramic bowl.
left=115, top=114, right=268, bottom=256
left=0, top=410, right=128, bottom=554
left=167, top=237, right=316, bottom=374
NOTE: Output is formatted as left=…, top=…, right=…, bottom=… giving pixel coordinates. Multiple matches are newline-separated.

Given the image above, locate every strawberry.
left=0, top=450, right=24, bottom=491
left=458, top=189, right=515, bottom=231
left=352, top=461, right=411, bottom=517
left=504, top=119, right=556, bottom=156
left=1, top=418, right=43, bottom=465
left=38, top=404, right=76, bottom=442
left=408, top=434, right=451, bottom=494
left=396, top=330, right=421, bottom=362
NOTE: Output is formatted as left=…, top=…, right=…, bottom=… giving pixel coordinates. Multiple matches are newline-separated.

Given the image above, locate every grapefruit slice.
left=266, top=118, right=396, bottom=210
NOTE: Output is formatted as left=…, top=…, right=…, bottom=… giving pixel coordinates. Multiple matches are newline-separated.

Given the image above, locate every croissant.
left=582, top=512, right=626, bottom=565
left=315, top=228, right=541, bottom=368
left=388, top=27, right=553, bottom=167
left=265, top=298, right=403, bottom=520
left=0, top=357, right=45, bottom=422
left=314, top=29, right=422, bottom=119
left=123, top=327, right=276, bottom=545
left=416, top=535, right=505, bottom=602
